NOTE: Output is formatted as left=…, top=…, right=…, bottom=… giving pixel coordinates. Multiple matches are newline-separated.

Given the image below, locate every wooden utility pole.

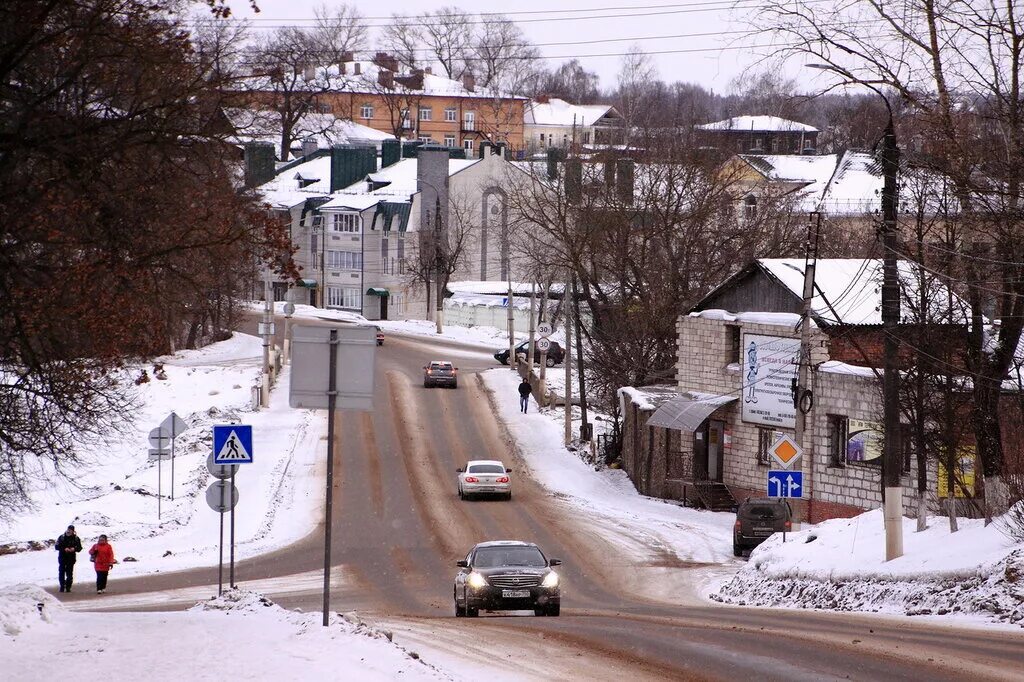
left=881, top=117, right=904, bottom=561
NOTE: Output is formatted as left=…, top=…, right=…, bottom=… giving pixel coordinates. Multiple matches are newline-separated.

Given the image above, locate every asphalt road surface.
left=56, top=318, right=1024, bottom=681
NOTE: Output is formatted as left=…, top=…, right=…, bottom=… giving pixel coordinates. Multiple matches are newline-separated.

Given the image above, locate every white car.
left=457, top=460, right=513, bottom=500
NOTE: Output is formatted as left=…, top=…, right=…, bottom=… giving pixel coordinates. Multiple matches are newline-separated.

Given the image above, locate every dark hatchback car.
left=454, top=541, right=561, bottom=617
left=423, top=360, right=458, bottom=388
left=494, top=341, right=564, bottom=367
left=734, top=497, right=792, bottom=556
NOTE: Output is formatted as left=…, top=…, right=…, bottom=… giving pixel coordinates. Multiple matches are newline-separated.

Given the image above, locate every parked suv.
left=733, top=497, right=792, bottom=556
left=494, top=341, right=564, bottom=367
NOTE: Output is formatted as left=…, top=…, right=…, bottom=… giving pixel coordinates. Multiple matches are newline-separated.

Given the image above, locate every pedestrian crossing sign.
left=213, top=424, right=253, bottom=464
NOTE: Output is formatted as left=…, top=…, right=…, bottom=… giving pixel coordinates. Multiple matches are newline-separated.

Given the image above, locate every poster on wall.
left=741, top=333, right=800, bottom=429
left=937, top=446, right=976, bottom=498
left=847, top=419, right=883, bottom=463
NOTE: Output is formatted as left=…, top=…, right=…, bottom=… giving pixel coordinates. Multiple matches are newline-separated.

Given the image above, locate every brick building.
left=618, top=258, right=981, bottom=523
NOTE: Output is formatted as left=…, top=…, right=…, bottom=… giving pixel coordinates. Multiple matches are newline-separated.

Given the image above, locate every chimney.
left=604, top=157, right=617, bottom=187
left=616, top=159, right=635, bottom=205
left=378, top=70, right=393, bottom=89
left=494, top=142, right=506, bottom=158
left=354, top=62, right=362, bottom=76
left=340, top=62, right=346, bottom=75
left=301, top=138, right=318, bottom=158
left=418, top=146, right=450, bottom=236
left=462, top=72, right=475, bottom=92
left=545, top=148, right=565, bottom=181
left=535, top=94, right=549, bottom=104
left=303, top=65, right=316, bottom=82
left=564, top=158, right=582, bottom=204
left=424, top=66, right=432, bottom=75
left=330, top=144, right=377, bottom=193
left=244, top=142, right=276, bottom=188
left=478, top=141, right=491, bottom=159
left=341, top=50, right=354, bottom=63
left=381, top=139, right=400, bottom=168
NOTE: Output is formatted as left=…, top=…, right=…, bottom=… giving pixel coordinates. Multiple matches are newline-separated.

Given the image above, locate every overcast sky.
left=230, top=0, right=767, bottom=93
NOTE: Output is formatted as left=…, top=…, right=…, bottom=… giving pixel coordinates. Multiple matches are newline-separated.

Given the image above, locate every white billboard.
left=741, top=333, right=799, bottom=429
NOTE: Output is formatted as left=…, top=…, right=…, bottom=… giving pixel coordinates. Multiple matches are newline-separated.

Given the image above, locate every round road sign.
left=206, top=452, right=239, bottom=480
left=283, top=302, right=295, bottom=316
left=148, top=427, right=171, bottom=449
left=536, top=322, right=553, bottom=338
left=205, top=480, right=239, bottom=513
left=536, top=338, right=552, bottom=353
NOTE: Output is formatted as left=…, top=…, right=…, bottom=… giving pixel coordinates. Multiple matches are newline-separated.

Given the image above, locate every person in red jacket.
left=88, top=535, right=117, bottom=594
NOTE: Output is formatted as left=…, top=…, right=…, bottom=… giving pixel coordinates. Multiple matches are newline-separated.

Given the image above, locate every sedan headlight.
left=467, top=572, right=488, bottom=589
left=541, top=571, right=559, bottom=588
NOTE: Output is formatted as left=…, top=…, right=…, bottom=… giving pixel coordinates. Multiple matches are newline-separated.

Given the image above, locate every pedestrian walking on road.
left=88, top=534, right=117, bottom=594
left=55, top=525, right=82, bottom=593
left=518, top=379, right=532, bottom=414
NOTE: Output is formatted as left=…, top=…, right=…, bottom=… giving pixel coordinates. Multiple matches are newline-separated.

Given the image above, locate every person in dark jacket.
left=518, top=379, right=532, bottom=413
left=55, top=525, right=82, bottom=593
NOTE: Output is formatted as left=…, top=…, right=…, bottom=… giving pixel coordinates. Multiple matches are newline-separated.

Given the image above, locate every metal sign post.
left=148, top=426, right=171, bottom=520
left=288, top=324, right=376, bottom=627
left=205, top=453, right=239, bottom=595
left=161, top=412, right=188, bottom=501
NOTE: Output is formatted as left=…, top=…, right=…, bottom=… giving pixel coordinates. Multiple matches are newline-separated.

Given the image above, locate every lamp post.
left=807, top=64, right=903, bottom=560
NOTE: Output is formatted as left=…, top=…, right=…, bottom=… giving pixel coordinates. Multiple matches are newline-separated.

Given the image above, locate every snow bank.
left=712, top=509, right=1024, bottom=626
left=1, top=588, right=447, bottom=680
left=0, top=333, right=325, bottom=588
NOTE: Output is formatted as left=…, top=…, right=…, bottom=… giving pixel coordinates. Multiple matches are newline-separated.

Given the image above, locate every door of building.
left=379, top=295, right=388, bottom=320
left=707, top=419, right=725, bottom=482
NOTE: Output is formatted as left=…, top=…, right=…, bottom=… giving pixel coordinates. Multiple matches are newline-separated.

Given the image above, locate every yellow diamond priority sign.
left=768, top=434, right=803, bottom=469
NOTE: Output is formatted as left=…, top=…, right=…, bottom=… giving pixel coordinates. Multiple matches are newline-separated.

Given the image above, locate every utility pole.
left=794, top=212, right=820, bottom=527
left=571, top=276, right=590, bottom=441
left=881, top=117, right=904, bottom=561
left=563, top=277, right=573, bottom=446
left=507, top=280, right=516, bottom=373
left=527, top=282, right=537, bottom=369
left=537, top=281, right=550, bottom=402
left=261, top=279, right=273, bottom=408
left=434, top=197, right=444, bottom=334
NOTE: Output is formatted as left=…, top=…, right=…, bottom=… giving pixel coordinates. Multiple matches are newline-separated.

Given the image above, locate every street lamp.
left=806, top=63, right=903, bottom=560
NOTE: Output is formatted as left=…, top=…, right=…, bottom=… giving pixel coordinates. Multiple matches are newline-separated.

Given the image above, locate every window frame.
left=756, top=428, right=775, bottom=466
left=360, top=104, right=373, bottom=119
left=444, top=107, right=457, bottom=122
left=419, top=107, right=432, bottom=121
left=330, top=213, right=361, bottom=233
left=828, top=414, right=849, bottom=468
left=326, top=250, right=362, bottom=270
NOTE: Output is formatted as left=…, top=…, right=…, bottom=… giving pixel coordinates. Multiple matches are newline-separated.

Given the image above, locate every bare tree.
left=379, top=15, right=423, bottom=70
left=757, top=0, right=1024, bottom=519
left=421, top=7, right=474, bottom=79
left=471, top=15, right=541, bottom=93
left=248, top=4, right=364, bottom=160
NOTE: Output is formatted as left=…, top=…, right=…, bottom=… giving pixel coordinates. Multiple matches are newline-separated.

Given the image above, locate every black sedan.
left=454, top=541, right=561, bottom=617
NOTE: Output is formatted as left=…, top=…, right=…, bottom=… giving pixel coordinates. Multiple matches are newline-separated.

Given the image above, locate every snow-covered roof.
left=758, top=258, right=971, bottom=326
left=698, top=116, right=818, bottom=133
left=330, top=60, right=522, bottom=100
left=255, top=155, right=333, bottom=210
left=319, top=157, right=481, bottom=212
left=739, top=153, right=839, bottom=211
left=818, top=151, right=882, bottom=214
left=525, top=98, right=619, bottom=127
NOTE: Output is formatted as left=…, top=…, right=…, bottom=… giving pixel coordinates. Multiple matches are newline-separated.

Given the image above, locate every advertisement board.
left=741, top=334, right=800, bottom=429
left=847, top=419, right=883, bottom=464
left=938, top=446, right=976, bottom=498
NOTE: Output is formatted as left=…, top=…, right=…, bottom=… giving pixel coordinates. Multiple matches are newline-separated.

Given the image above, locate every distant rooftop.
left=698, top=115, right=818, bottom=133
left=525, top=98, right=620, bottom=127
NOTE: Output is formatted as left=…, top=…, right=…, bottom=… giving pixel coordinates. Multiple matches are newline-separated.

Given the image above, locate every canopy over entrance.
left=646, top=392, right=737, bottom=431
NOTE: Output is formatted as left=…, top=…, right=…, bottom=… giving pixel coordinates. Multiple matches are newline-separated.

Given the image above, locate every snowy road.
left=24, top=324, right=1024, bottom=680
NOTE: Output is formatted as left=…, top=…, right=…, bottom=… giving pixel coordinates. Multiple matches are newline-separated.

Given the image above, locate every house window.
left=771, top=137, right=780, bottom=152
left=397, top=234, right=405, bottom=272
left=828, top=414, right=849, bottom=467
left=400, top=108, right=413, bottom=129
left=539, top=133, right=545, bottom=142
left=326, top=286, right=361, bottom=309
left=381, top=233, right=389, bottom=273
left=330, top=213, right=360, bottom=233
left=751, top=136, right=764, bottom=151
left=326, top=250, right=362, bottom=270
left=463, top=111, right=475, bottom=130
left=444, top=134, right=456, bottom=147
left=727, top=325, right=741, bottom=364
left=418, top=135, right=433, bottom=143
left=360, top=104, right=373, bottom=119
left=757, top=428, right=776, bottom=466
left=463, top=138, right=474, bottom=152
left=582, top=130, right=591, bottom=144
left=419, top=107, right=432, bottom=121
left=743, top=195, right=758, bottom=221
left=444, top=107, right=457, bottom=122
left=310, top=233, right=319, bottom=264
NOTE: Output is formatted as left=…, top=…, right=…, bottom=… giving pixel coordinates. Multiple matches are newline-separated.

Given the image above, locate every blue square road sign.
left=767, top=470, right=803, bottom=498
left=213, top=424, right=253, bottom=464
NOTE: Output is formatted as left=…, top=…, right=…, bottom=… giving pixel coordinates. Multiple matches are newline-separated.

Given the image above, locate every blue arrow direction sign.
left=213, top=425, right=253, bottom=464
left=767, top=470, right=803, bottom=498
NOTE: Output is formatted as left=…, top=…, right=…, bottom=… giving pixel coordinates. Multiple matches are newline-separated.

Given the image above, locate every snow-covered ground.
left=0, top=586, right=447, bottom=681
left=712, top=508, right=1024, bottom=627
left=0, top=332, right=326, bottom=587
